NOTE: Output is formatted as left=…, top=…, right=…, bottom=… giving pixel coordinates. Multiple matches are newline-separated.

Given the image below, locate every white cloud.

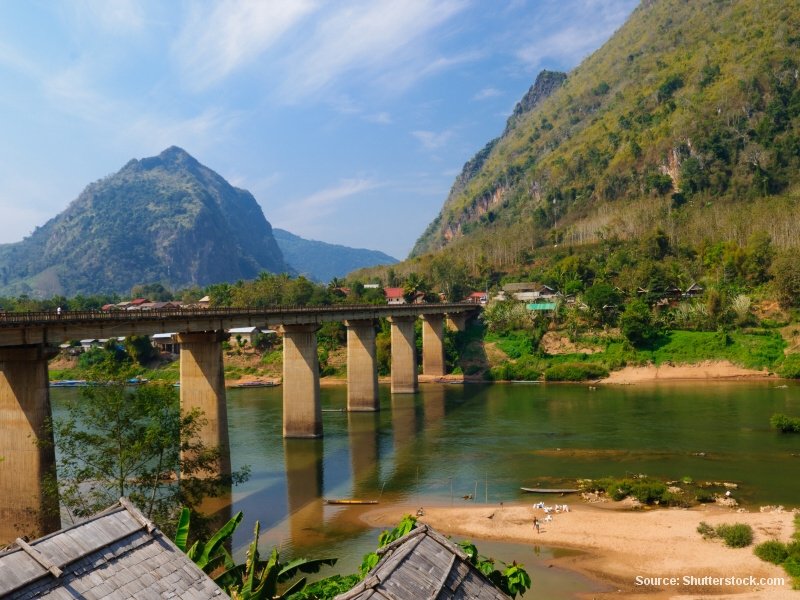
left=474, top=87, right=502, bottom=100
left=364, top=112, right=392, bottom=124
left=274, top=178, right=381, bottom=233
left=76, top=0, right=146, bottom=33
left=173, top=0, right=317, bottom=88
left=279, top=0, right=468, bottom=101
left=412, top=129, right=453, bottom=150
left=515, top=0, right=637, bottom=69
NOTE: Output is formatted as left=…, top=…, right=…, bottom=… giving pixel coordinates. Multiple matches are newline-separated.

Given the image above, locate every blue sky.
left=0, top=0, right=638, bottom=260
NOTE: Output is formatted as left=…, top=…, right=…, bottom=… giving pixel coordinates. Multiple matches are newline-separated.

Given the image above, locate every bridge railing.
left=0, top=302, right=478, bottom=326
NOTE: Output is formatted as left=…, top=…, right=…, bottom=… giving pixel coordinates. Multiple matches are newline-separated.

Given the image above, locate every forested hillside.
left=0, top=147, right=290, bottom=297
left=412, top=0, right=800, bottom=265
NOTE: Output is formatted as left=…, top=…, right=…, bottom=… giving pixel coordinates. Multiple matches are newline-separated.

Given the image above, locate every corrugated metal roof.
left=334, top=524, right=510, bottom=600
left=0, top=499, right=224, bottom=599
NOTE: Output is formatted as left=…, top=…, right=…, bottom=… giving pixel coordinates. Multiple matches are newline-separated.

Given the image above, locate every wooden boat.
left=324, top=499, right=378, bottom=505
left=520, top=487, right=579, bottom=494
left=232, top=381, right=274, bottom=388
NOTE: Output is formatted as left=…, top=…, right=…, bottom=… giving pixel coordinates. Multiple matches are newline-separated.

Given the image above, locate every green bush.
left=543, top=362, right=609, bottom=381
left=771, top=413, right=800, bottom=433
left=694, top=489, right=714, bottom=503
left=715, top=523, right=754, bottom=548
left=778, top=354, right=800, bottom=378
left=697, top=521, right=716, bottom=539
left=788, top=541, right=800, bottom=561
left=629, top=480, right=668, bottom=504
left=754, top=541, right=789, bottom=565
left=784, top=557, right=800, bottom=578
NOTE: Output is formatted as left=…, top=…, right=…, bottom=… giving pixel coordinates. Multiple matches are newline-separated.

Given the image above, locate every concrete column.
left=344, top=319, right=379, bottom=412
left=420, top=314, right=446, bottom=377
left=388, top=316, right=418, bottom=394
left=173, top=331, right=231, bottom=477
left=446, top=312, right=468, bottom=332
left=0, top=345, right=60, bottom=543
left=279, top=325, right=322, bottom=438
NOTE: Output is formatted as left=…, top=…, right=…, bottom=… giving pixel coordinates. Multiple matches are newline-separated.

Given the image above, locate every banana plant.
left=220, top=521, right=337, bottom=600
left=174, top=508, right=336, bottom=599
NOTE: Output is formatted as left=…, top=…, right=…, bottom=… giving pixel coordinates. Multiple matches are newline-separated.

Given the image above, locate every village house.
left=0, top=498, right=225, bottom=599
left=684, top=282, right=704, bottom=298
left=383, top=287, right=413, bottom=304
left=465, top=291, right=488, bottom=304
left=502, top=282, right=559, bottom=302
left=334, top=523, right=510, bottom=600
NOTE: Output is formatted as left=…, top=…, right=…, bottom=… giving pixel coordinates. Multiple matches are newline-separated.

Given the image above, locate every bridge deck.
left=0, top=303, right=478, bottom=347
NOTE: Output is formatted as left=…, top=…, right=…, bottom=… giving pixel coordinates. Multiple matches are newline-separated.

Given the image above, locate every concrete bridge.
left=0, top=303, right=476, bottom=542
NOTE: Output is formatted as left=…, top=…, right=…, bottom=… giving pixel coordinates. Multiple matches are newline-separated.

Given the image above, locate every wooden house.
left=0, top=498, right=225, bottom=599
left=684, top=283, right=704, bottom=298
left=334, top=523, right=510, bottom=600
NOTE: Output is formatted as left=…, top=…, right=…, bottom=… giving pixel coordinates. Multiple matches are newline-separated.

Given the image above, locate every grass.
left=480, top=328, right=788, bottom=381
left=771, top=413, right=800, bottom=433
left=753, top=515, right=800, bottom=588
left=698, top=522, right=754, bottom=548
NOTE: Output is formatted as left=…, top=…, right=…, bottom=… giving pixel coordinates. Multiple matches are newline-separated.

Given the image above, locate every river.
left=53, top=380, right=800, bottom=598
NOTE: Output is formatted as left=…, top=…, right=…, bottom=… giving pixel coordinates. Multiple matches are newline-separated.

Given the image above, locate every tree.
left=402, top=272, right=430, bottom=303
left=746, top=230, right=775, bottom=284
left=583, top=283, right=620, bottom=324
left=49, top=362, right=249, bottom=537
left=619, top=300, right=657, bottom=347
left=771, top=251, right=800, bottom=308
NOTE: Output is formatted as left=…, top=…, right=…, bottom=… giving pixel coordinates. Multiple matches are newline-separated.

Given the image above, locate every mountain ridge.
left=273, top=229, right=397, bottom=283
left=411, top=0, right=800, bottom=262
left=0, top=147, right=290, bottom=297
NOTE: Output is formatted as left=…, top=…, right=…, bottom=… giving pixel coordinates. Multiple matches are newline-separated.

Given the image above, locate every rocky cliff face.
left=0, top=147, right=291, bottom=297
left=503, top=70, right=568, bottom=135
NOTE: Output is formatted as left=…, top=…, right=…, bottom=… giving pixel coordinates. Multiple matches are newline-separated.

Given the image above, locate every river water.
left=53, top=380, right=800, bottom=598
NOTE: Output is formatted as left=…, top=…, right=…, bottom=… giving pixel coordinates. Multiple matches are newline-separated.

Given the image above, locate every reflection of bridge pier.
left=391, top=395, right=418, bottom=450
left=0, top=345, right=61, bottom=541
left=0, top=303, right=476, bottom=544
left=283, top=438, right=324, bottom=544
left=348, top=411, right=380, bottom=483
left=423, top=384, right=446, bottom=427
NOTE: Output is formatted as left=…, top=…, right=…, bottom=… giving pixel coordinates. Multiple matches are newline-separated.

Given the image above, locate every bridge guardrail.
left=0, top=302, right=478, bottom=326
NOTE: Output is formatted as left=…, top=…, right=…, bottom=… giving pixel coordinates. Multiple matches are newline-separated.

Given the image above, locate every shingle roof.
left=334, top=523, right=510, bottom=600
left=0, top=498, right=224, bottom=600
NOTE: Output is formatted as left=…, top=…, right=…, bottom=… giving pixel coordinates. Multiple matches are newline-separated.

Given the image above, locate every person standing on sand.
left=534, top=517, right=540, bottom=534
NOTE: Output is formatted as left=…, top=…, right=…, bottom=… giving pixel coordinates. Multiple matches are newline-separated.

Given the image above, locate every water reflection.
left=284, top=438, right=325, bottom=546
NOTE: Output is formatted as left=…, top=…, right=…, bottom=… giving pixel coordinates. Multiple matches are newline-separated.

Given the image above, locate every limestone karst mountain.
left=0, top=147, right=291, bottom=297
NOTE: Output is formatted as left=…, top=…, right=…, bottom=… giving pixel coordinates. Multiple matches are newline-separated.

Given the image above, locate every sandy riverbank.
left=601, top=360, right=775, bottom=384
left=362, top=502, right=796, bottom=599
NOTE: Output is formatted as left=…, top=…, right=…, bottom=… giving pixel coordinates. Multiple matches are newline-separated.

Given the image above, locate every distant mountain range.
left=0, top=147, right=395, bottom=297
left=273, top=228, right=397, bottom=283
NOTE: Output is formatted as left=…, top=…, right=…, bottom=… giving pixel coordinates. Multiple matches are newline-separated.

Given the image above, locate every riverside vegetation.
left=176, top=512, right=531, bottom=600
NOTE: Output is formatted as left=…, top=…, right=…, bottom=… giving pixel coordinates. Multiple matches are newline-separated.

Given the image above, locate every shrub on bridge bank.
left=543, top=362, right=609, bottom=381
left=778, top=354, right=800, bottom=378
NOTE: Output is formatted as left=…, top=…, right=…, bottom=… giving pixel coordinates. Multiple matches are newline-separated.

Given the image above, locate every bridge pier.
left=388, top=316, right=418, bottom=394
left=446, top=312, right=468, bottom=332
left=420, top=314, right=446, bottom=377
left=280, top=325, right=322, bottom=438
left=0, top=345, right=60, bottom=543
left=173, top=332, right=231, bottom=477
left=344, top=320, right=379, bottom=412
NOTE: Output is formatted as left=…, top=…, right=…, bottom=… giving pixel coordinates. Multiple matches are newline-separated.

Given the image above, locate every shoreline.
left=360, top=502, right=797, bottom=599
